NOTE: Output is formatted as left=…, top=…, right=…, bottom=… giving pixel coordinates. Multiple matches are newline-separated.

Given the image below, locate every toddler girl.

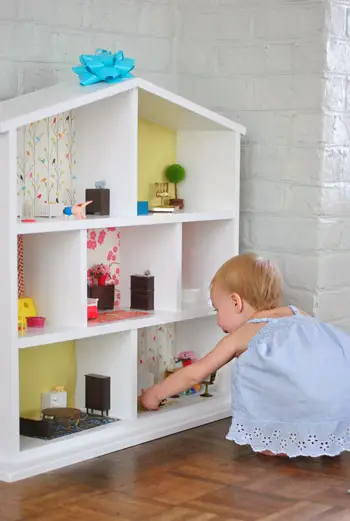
left=140, top=253, right=350, bottom=458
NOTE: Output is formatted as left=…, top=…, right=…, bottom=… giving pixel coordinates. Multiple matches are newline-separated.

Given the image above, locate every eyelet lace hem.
left=227, top=418, right=350, bottom=458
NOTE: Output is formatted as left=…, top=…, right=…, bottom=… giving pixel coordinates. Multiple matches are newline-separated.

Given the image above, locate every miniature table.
left=42, top=407, right=81, bottom=430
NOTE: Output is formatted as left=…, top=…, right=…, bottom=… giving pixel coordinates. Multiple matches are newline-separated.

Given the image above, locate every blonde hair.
left=211, top=253, right=282, bottom=311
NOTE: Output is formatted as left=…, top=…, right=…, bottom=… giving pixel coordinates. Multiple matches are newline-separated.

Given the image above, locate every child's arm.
left=140, top=332, right=242, bottom=410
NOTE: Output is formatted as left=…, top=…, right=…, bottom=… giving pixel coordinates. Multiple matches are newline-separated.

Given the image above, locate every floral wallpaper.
left=138, top=324, right=175, bottom=384
left=87, top=227, right=121, bottom=307
left=17, top=111, right=76, bottom=218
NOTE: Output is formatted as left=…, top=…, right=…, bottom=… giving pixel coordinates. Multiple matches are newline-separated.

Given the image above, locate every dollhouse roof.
left=0, top=77, right=246, bottom=134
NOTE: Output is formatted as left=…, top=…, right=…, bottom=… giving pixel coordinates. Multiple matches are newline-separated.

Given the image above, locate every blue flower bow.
left=72, top=49, right=135, bottom=86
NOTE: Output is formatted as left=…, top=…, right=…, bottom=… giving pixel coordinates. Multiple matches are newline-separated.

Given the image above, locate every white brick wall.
left=316, top=0, right=350, bottom=330
left=177, top=0, right=326, bottom=316
left=0, top=0, right=349, bottom=327
left=0, top=0, right=177, bottom=98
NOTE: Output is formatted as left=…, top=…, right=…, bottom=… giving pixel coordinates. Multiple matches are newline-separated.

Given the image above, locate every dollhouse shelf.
left=0, top=75, right=245, bottom=482
left=18, top=305, right=216, bottom=349
left=17, top=211, right=235, bottom=235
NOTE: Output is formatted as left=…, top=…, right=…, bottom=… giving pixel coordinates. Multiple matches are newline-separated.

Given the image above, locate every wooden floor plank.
left=0, top=419, right=348, bottom=521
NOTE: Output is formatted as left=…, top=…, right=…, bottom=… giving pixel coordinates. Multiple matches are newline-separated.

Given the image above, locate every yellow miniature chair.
left=18, top=297, right=37, bottom=331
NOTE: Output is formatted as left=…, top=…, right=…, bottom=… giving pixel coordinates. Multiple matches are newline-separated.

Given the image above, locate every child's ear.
left=231, top=293, right=243, bottom=313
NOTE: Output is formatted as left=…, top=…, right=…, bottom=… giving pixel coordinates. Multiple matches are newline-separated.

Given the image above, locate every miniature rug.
left=89, top=309, right=152, bottom=325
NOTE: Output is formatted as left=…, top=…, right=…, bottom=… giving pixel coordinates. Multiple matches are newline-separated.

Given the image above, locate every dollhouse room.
left=0, top=66, right=246, bottom=482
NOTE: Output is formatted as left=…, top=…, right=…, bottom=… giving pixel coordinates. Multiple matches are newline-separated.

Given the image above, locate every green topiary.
left=165, top=164, right=186, bottom=199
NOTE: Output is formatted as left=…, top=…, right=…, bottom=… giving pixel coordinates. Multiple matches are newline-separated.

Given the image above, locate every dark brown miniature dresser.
left=130, top=272, right=154, bottom=310
left=85, top=374, right=111, bottom=416
left=85, top=188, right=110, bottom=216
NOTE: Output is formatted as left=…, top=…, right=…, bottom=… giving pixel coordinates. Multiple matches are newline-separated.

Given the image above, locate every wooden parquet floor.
left=2, top=419, right=350, bottom=520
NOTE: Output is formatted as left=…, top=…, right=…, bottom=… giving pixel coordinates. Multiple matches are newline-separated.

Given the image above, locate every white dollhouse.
left=0, top=77, right=245, bottom=481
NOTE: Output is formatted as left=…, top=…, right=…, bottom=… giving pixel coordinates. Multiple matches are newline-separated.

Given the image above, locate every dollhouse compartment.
left=20, top=330, right=137, bottom=451
left=18, top=231, right=86, bottom=341
left=17, top=92, right=137, bottom=223
left=137, top=89, right=239, bottom=215
left=137, top=315, right=228, bottom=418
left=87, top=223, right=182, bottom=319
left=182, top=219, right=237, bottom=310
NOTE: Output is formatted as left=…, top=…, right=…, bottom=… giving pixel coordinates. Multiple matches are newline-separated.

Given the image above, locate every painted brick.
left=252, top=5, right=325, bottom=40
left=133, top=71, right=177, bottom=91
left=315, top=288, right=350, bottom=321
left=218, top=45, right=265, bottom=76
left=324, top=75, right=346, bottom=111
left=241, top=180, right=322, bottom=218
left=51, top=31, right=93, bottom=64
left=323, top=114, right=350, bottom=146
left=265, top=43, right=293, bottom=74
left=19, top=63, right=73, bottom=95
left=230, top=110, right=294, bottom=146
left=293, top=40, right=326, bottom=74
left=138, top=3, right=173, bottom=37
left=122, top=36, right=172, bottom=72
left=177, top=76, right=255, bottom=111
left=13, top=23, right=57, bottom=62
left=240, top=144, right=323, bottom=186
left=345, top=80, right=350, bottom=110
left=0, top=60, right=18, bottom=100
left=178, top=0, right=218, bottom=12
left=328, top=3, right=348, bottom=38
left=318, top=253, right=350, bottom=290
left=0, top=0, right=18, bottom=21
left=318, top=218, right=350, bottom=251
left=283, top=287, right=316, bottom=315
left=89, top=0, right=138, bottom=34
left=321, top=147, right=350, bottom=183
left=284, top=256, right=318, bottom=293
left=251, top=75, right=323, bottom=111
left=18, top=0, right=90, bottom=28
left=293, top=113, right=324, bottom=145
left=320, top=184, right=350, bottom=217
left=246, top=215, right=318, bottom=254
left=0, top=22, right=16, bottom=61
left=178, top=42, right=218, bottom=76
left=326, top=39, right=350, bottom=74
left=179, top=10, right=217, bottom=41
left=217, top=8, right=253, bottom=40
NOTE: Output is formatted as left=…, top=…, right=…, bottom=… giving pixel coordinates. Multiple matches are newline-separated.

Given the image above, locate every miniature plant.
left=88, top=263, right=112, bottom=286
left=165, top=164, right=185, bottom=200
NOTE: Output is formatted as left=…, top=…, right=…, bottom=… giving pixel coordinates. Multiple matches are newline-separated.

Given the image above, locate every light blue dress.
left=227, top=305, right=350, bottom=457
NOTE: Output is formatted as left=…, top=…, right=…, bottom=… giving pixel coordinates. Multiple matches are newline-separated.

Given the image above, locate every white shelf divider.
left=0, top=131, right=20, bottom=458
left=23, top=230, right=87, bottom=330
left=76, top=330, right=138, bottom=421
left=177, top=131, right=236, bottom=213
left=119, top=223, right=182, bottom=311
left=16, top=211, right=235, bottom=235
left=182, top=220, right=236, bottom=308
left=74, top=88, right=138, bottom=217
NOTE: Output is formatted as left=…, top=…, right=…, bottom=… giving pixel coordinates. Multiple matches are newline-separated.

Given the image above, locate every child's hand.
left=140, top=387, right=162, bottom=411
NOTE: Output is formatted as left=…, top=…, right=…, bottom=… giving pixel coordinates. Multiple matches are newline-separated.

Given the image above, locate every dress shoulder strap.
left=288, top=305, right=301, bottom=315
left=247, top=317, right=276, bottom=324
